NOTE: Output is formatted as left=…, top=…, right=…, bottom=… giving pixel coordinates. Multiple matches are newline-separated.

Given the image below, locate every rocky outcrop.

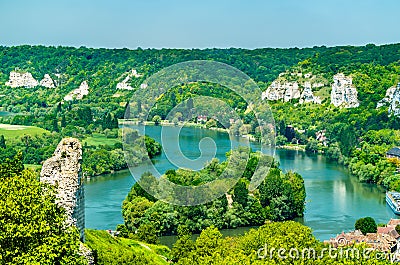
left=377, top=83, right=400, bottom=117
left=262, top=81, right=300, bottom=101
left=262, top=69, right=327, bottom=104
left=39, top=74, right=56, bottom=88
left=388, top=83, right=400, bottom=116
left=5, top=71, right=39, bottom=88
left=262, top=73, right=322, bottom=104
left=64, top=81, right=89, bottom=101
left=40, top=138, right=85, bottom=241
left=299, top=82, right=322, bottom=104
left=116, top=69, right=142, bottom=90
left=330, top=73, right=359, bottom=108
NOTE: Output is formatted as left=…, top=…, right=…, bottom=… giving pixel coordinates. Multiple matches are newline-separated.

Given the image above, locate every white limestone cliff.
left=39, top=74, right=56, bottom=88
left=330, top=73, right=359, bottom=108
left=388, top=83, right=400, bottom=116
left=262, top=71, right=322, bottom=104
left=300, top=82, right=322, bottom=104
left=377, top=84, right=399, bottom=108
left=116, top=69, right=143, bottom=90
left=64, top=81, right=89, bottom=101
left=5, top=71, right=39, bottom=88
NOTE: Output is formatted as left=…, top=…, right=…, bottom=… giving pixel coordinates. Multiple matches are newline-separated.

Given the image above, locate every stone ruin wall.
left=40, top=137, right=85, bottom=241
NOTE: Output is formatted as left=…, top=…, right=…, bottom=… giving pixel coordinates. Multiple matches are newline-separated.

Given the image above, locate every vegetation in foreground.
left=0, top=154, right=86, bottom=264
left=87, top=221, right=391, bottom=265
left=85, top=229, right=169, bottom=265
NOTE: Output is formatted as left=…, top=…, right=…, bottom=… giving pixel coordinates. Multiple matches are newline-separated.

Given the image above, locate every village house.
left=325, top=219, right=400, bottom=254
left=387, top=147, right=400, bottom=159
left=197, top=115, right=207, bottom=123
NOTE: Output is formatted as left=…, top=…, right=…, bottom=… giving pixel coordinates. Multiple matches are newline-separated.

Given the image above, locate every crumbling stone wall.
left=40, top=137, right=85, bottom=241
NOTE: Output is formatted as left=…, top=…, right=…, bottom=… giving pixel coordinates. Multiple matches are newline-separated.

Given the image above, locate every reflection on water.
left=85, top=126, right=398, bottom=242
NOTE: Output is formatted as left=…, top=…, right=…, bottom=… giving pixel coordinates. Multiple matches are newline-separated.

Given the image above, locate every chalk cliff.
left=64, top=81, right=89, bottom=101
left=5, top=71, right=39, bottom=88
left=39, top=74, right=56, bottom=88
left=116, top=69, right=143, bottom=90
left=330, top=73, right=359, bottom=108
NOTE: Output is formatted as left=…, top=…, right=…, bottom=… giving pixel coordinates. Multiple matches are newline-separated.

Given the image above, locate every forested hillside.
left=1, top=43, right=400, bottom=188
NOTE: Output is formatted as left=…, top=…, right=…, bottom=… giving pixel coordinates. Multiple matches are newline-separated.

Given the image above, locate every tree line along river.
left=84, top=125, right=397, bottom=245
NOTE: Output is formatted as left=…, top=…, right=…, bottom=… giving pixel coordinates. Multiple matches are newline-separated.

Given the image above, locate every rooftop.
left=387, top=147, right=400, bottom=157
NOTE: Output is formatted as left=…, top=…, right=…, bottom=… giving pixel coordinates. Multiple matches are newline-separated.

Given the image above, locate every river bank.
left=84, top=125, right=398, bottom=241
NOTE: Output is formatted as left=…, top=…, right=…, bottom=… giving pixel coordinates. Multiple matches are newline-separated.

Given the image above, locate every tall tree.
left=0, top=158, right=86, bottom=264
left=0, top=135, right=6, bottom=149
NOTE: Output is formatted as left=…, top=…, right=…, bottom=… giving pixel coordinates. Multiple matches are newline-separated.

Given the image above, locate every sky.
left=0, top=0, right=399, bottom=49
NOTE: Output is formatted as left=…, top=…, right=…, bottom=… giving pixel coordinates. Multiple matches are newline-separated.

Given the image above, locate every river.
left=84, top=125, right=398, bottom=244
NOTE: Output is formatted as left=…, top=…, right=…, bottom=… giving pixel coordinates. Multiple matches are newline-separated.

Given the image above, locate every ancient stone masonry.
left=378, top=83, right=400, bottom=116
left=40, top=138, right=85, bottom=241
left=64, top=81, right=89, bottom=101
left=5, top=71, right=39, bottom=88
left=330, top=73, right=359, bottom=108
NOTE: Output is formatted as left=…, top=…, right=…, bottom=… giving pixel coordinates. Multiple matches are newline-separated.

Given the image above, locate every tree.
left=171, top=225, right=195, bottom=262
left=145, top=135, right=162, bottom=158
left=233, top=178, right=248, bottom=208
left=136, top=223, right=159, bottom=244
left=78, top=106, right=93, bottom=126
left=52, top=118, right=59, bottom=132
left=194, top=226, right=223, bottom=257
left=355, top=217, right=377, bottom=235
left=0, top=162, right=86, bottom=264
left=56, top=102, right=62, bottom=113
left=0, top=135, right=6, bottom=149
left=152, top=115, right=161, bottom=126
left=305, top=138, right=319, bottom=153
left=0, top=152, right=24, bottom=179
left=61, top=114, right=67, bottom=128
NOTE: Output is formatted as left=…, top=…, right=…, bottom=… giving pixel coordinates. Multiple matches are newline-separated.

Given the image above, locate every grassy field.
left=0, top=124, right=49, bottom=140
left=85, top=229, right=170, bottom=264
left=24, top=164, right=42, bottom=172
left=82, top=133, right=121, bottom=147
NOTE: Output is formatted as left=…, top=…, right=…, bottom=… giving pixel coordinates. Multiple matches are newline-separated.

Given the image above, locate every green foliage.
left=173, top=221, right=390, bottom=264
left=305, top=138, right=319, bottom=153
left=0, top=151, right=24, bottom=178
left=259, top=169, right=306, bottom=221
left=152, top=115, right=161, bottom=125
left=233, top=178, right=248, bottom=208
left=355, top=217, right=378, bottom=235
left=0, top=135, right=6, bottom=149
left=85, top=229, right=169, bottom=265
left=136, top=223, right=159, bottom=244
left=145, top=135, right=162, bottom=158
left=0, top=162, right=86, bottom=264
left=171, top=225, right=195, bottom=262
left=122, top=150, right=305, bottom=236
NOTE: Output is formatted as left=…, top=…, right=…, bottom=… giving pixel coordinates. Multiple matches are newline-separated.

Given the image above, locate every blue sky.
left=0, top=0, right=399, bottom=49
